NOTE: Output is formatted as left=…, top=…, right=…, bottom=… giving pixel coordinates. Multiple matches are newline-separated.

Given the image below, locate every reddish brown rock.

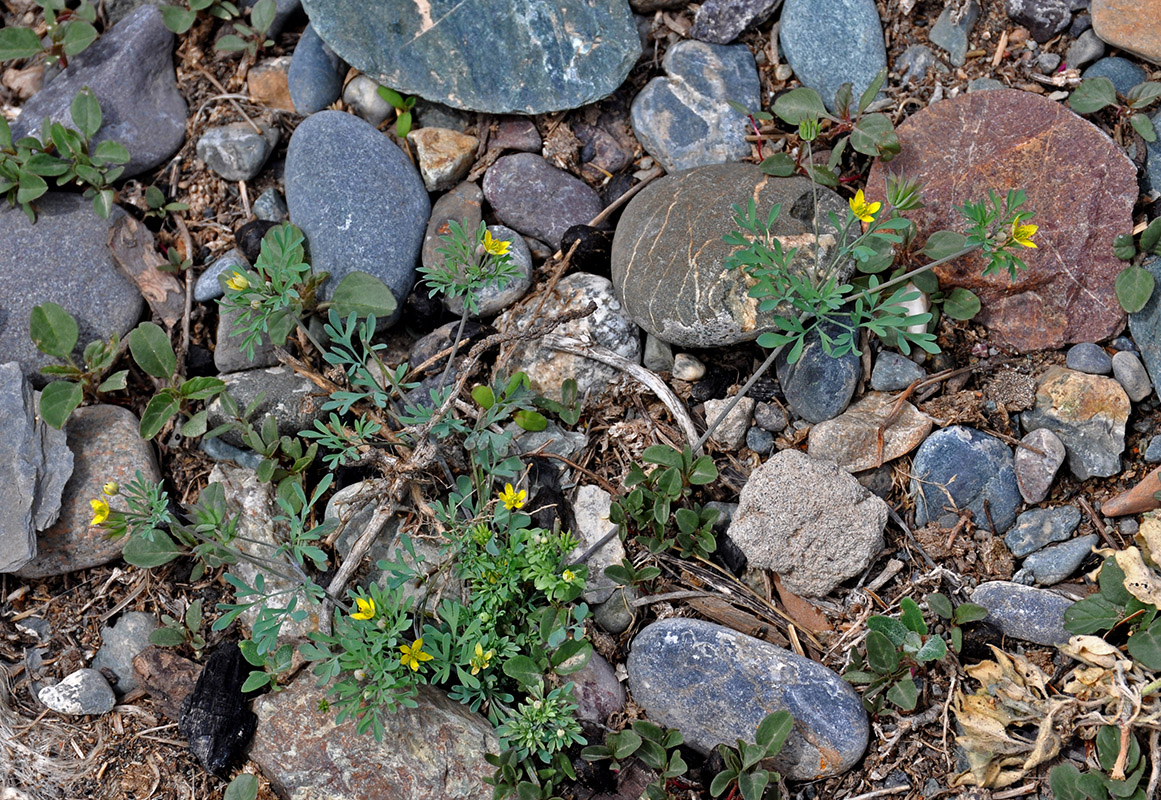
left=1102, top=466, right=1161, bottom=516
left=866, top=90, right=1135, bottom=352
left=133, top=646, right=204, bottom=722
left=807, top=392, right=933, bottom=473
left=1092, top=0, right=1161, bottom=65
left=247, top=57, right=295, bottom=112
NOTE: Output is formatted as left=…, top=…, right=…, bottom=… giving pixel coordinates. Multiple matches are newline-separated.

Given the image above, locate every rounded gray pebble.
left=746, top=426, right=775, bottom=456
left=1065, top=342, right=1112, bottom=375
left=193, top=248, right=249, bottom=302
left=1021, top=533, right=1099, bottom=586
left=970, top=581, right=1073, bottom=645
left=870, top=350, right=926, bottom=391
left=754, top=401, right=789, bottom=433
left=1112, top=350, right=1152, bottom=402
left=1146, top=435, right=1161, bottom=463
left=38, top=669, right=116, bottom=715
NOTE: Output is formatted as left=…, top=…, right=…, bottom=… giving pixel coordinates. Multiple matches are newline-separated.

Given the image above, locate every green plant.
left=161, top=0, right=240, bottom=34
left=127, top=321, right=226, bottom=439
left=604, top=556, right=661, bottom=589
left=29, top=301, right=125, bottom=429
left=582, top=719, right=689, bottom=800
left=843, top=596, right=947, bottom=713
left=1112, top=217, right=1161, bottom=313
left=142, top=185, right=190, bottom=220
left=496, top=681, right=585, bottom=763
left=0, top=0, right=98, bottom=68
left=223, top=774, right=258, bottom=800
left=1064, top=554, right=1161, bottom=671
left=148, top=598, right=207, bottom=655
left=215, top=0, right=276, bottom=56
left=485, top=744, right=576, bottom=800
left=1069, top=76, right=1161, bottom=142
left=1, top=88, right=129, bottom=220
left=925, top=592, right=988, bottom=654
left=1049, top=726, right=1147, bottom=800
left=710, top=711, right=794, bottom=800
left=375, top=86, right=417, bottom=138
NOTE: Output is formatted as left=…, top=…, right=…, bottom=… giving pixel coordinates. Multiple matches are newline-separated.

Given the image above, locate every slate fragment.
left=178, top=643, right=256, bottom=777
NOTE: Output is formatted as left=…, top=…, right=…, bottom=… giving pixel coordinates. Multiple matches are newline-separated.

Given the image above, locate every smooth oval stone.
left=776, top=325, right=862, bottom=423
left=288, top=23, right=346, bottom=115
left=910, top=426, right=1021, bottom=533
left=482, top=153, right=602, bottom=250
left=1019, top=533, right=1099, bottom=585
left=1112, top=350, right=1152, bottom=402
left=1014, top=427, right=1067, bottom=504
left=627, top=619, right=868, bottom=780
left=971, top=581, right=1073, bottom=646
left=779, top=0, right=887, bottom=112
left=196, top=122, right=279, bottom=182
left=285, top=111, right=430, bottom=322
left=1083, top=57, right=1149, bottom=94
left=1065, top=342, right=1112, bottom=374
left=611, top=165, right=847, bottom=348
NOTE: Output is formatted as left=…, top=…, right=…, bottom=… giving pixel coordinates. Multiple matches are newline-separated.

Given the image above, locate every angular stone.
left=247, top=56, right=294, bottom=112
left=206, top=368, right=327, bottom=448
left=92, top=611, right=157, bottom=694
left=728, top=450, right=887, bottom=596
left=38, top=669, right=116, bottom=715
left=1021, top=366, right=1129, bottom=480
left=630, top=40, right=759, bottom=172
left=897, top=44, right=941, bottom=86
left=1066, top=29, right=1106, bottom=69
left=866, top=90, right=1135, bottom=352
left=1091, top=0, right=1161, bottom=64
left=303, top=0, right=641, bottom=114
left=643, top=334, right=674, bottom=372
left=871, top=350, right=926, bottom=391
left=490, top=118, right=542, bottom=153
left=569, top=485, right=626, bottom=605
left=1014, top=427, right=1067, bottom=504
left=1065, top=342, right=1112, bottom=374
left=482, top=153, right=603, bottom=249
left=179, top=644, right=257, bottom=777
left=910, top=426, right=1021, bottom=534
left=930, top=0, right=980, bottom=66
left=196, top=122, right=279, bottom=182
left=288, top=24, right=346, bottom=115
left=18, top=405, right=160, bottom=579
left=1129, top=257, right=1161, bottom=396
left=627, top=619, right=868, bottom=779
left=570, top=651, right=625, bottom=726
left=970, top=581, right=1073, bottom=645
left=253, top=188, right=288, bottom=223
left=776, top=326, right=862, bottom=424
left=133, top=646, right=203, bottom=722
left=611, top=165, right=848, bottom=348
left=704, top=396, right=756, bottom=450
left=1020, top=533, right=1098, bottom=585
left=407, top=128, right=479, bottom=192
left=779, top=0, right=888, bottom=113
left=691, top=0, right=781, bottom=43
left=251, top=675, right=496, bottom=800
left=807, top=392, right=933, bottom=472
left=1004, top=505, right=1081, bottom=557
left=1005, top=0, right=1072, bottom=42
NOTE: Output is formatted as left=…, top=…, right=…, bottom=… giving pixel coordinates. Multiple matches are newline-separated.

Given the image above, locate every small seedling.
left=843, top=596, right=947, bottom=712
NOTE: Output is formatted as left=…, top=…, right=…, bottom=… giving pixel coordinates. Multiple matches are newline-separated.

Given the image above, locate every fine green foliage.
left=843, top=596, right=947, bottom=713
left=215, top=0, right=277, bottom=56
left=29, top=301, right=125, bottom=429
left=419, top=220, right=523, bottom=316
left=1069, top=76, right=1161, bottom=142
left=710, top=711, right=794, bottom=800
left=582, top=719, right=689, bottom=800
left=0, top=0, right=98, bottom=67
left=1049, top=726, right=1147, bottom=800
left=376, top=86, right=417, bottom=138
left=925, top=592, right=988, bottom=654
left=148, top=598, right=207, bottom=656
left=0, top=88, right=129, bottom=221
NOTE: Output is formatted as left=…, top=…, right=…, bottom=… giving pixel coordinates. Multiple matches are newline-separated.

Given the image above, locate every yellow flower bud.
left=225, top=272, right=250, bottom=292
left=102, top=481, right=119, bottom=496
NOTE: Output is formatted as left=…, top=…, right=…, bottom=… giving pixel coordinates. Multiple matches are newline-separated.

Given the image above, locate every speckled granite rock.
left=971, top=580, right=1074, bottom=645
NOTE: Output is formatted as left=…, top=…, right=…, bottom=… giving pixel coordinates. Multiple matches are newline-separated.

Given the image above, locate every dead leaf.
left=774, top=575, right=832, bottom=633
left=1136, top=513, right=1161, bottom=568
left=108, top=216, right=186, bottom=330
left=1060, top=636, right=1125, bottom=669
left=1114, top=547, right=1161, bottom=606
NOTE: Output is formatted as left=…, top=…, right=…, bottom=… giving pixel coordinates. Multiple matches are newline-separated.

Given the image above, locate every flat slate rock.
left=302, top=0, right=641, bottom=114
left=18, top=405, right=160, bottom=579
left=779, top=0, right=887, bottom=112
left=92, top=611, right=157, bottom=694
left=1021, top=366, right=1129, bottom=480
left=0, top=194, right=142, bottom=382
left=910, top=426, right=1021, bottom=534
left=866, top=90, right=1135, bottom=353
left=207, top=367, right=326, bottom=449
left=611, top=165, right=847, bottom=348
left=1091, top=0, right=1161, bottom=64
left=251, top=675, right=496, bottom=800
left=691, top=0, right=781, bottom=43
left=630, top=40, right=759, bottom=172
left=1004, top=505, right=1081, bottom=557
left=627, top=619, right=868, bottom=780
left=481, top=153, right=603, bottom=249
left=285, top=110, right=429, bottom=322
left=11, top=6, right=186, bottom=178
left=970, top=581, right=1073, bottom=645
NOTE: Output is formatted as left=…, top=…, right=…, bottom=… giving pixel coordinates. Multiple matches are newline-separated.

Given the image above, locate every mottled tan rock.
left=251, top=676, right=496, bottom=800
left=807, top=392, right=933, bottom=472
left=1092, top=0, right=1161, bottom=64
left=866, top=90, right=1135, bottom=352
left=247, top=56, right=295, bottom=112
left=407, top=127, right=479, bottom=192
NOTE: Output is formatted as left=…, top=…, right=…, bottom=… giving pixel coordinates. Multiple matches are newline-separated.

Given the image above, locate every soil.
left=2, top=1, right=1160, bottom=799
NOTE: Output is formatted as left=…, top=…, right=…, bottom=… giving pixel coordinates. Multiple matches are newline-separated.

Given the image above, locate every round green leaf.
left=38, top=380, right=83, bottom=429
left=122, top=530, right=182, bottom=568
left=501, top=655, right=541, bottom=689
left=30, top=302, right=79, bottom=359
left=850, top=113, right=899, bottom=159
left=160, top=5, right=198, bottom=33
left=0, top=27, right=44, bottom=61
left=886, top=676, right=918, bottom=710
left=513, top=409, right=547, bottom=432
left=772, top=87, right=827, bottom=125
left=1141, top=218, right=1161, bottom=255
left=1126, top=620, right=1161, bottom=670
left=1116, top=265, right=1155, bottom=313
left=148, top=627, right=188, bottom=647
left=921, top=230, right=968, bottom=260
left=223, top=774, right=258, bottom=800
left=925, top=592, right=953, bottom=619
left=915, top=634, right=946, bottom=663
left=865, top=629, right=899, bottom=674
left=329, top=271, right=398, bottom=319
left=61, top=21, right=98, bottom=57
left=1114, top=233, right=1139, bottom=261
left=759, top=152, right=796, bottom=177
left=128, top=322, right=177, bottom=378
left=942, top=287, right=981, bottom=321
left=1068, top=77, right=1117, bottom=114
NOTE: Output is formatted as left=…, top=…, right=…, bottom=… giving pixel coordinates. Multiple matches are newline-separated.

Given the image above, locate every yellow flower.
left=399, top=638, right=433, bottom=671
left=482, top=229, right=511, bottom=256
left=561, top=569, right=576, bottom=583
left=351, top=597, right=376, bottom=620
left=102, top=481, right=119, bottom=496
left=225, top=272, right=250, bottom=291
left=849, top=189, right=882, bottom=224
left=89, top=497, right=110, bottom=527
left=499, top=483, right=526, bottom=510
left=1011, top=218, right=1038, bottom=248
left=470, top=642, right=494, bottom=675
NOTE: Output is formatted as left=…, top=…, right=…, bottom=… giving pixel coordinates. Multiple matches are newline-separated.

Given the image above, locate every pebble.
left=38, top=669, right=116, bottom=715
left=779, top=0, right=888, bottom=112
left=482, top=153, right=603, bottom=250
left=1004, top=506, right=1081, bottom=557
left=1102, top=465, right=1161, bottom=516
left=246, top=57, right=293, bottom=112
left=194, top=249, right=248, bottom=303
left=1005, top=0, right=1073, bottom=42
left=1083, top=57, right=1148, bottom=95
left=754, top=401, right=789, bottom=433
left=569, top=486, right=626, bottom=605
left=1066, top=28, right=1106, bottom=68
left=288, top=24, right=346, bottom=115
left=672, top=353, right=706, bottom=381
left=490, top=118, right=542, bottom=153
left=1130, top=257, right=1161, bottom=395
left=196, top=122, right=279, bottom=182
left=1014, top=428, right=1067, bottom=504
left=200, top=436, right=263, bottom=471
left=807, top=392, right=933, bottom=473
left=421, top=181, right=484, bottom=282
left=92, top=612, right=157, bottom=694
left=407, top=127, right=479, bottom=192
left=412, top=99, right=475, bottom=133
left=910, top=426, right=1022, bottom=534
left=776, top=325, right=862, bottom=424
left=970, top=581, right=1074, bottom=646
left=630, top=40, right=759, bottom=172
left=1018, top=533, right=1099, bottom=585
left=729, top=450, right=887, bottom=596
left=1037, top=52, right=1062, bottom=72
left=18, top=405, right=160, bottom=579
left=9, top=6, right=186, bottom=178
left=704, top=397, right=756, bottom=450
left=745, top=426, right=775, bottom=456
left=627, top=619, right=868, bottom=779
left=285, top=110, right=430, bottom=322
left=929, top=0, right=980, bottom=66
left=1112, top=336, right=1139, bottom=353
left=1090, top=0, right=1161, bottom=65
left=690, top=0, right=781, bottom=44
left=252, top=188, right=288, bottom=222
left=569, top=651, right=626, bottom=727
left=1021, top=366, right=1129, bottom=480
left=214, top=306, right=280, bottom=374
left=871, top=351, right=927, bottom=391
left=342, top=74, right=394, bottom=127
left=1147, top=111, right=1161, bottom=195
left=594, top=586, right=637, bottom=634
left=1065, top=342, right=1112, bottom=374
left=444, top=226, right=532, bottom=317
left=967, top=77, right=1007, bottom=92
left=1146, top=435, right=1161, bottom=463
left=896, top=44, right=941, bottom=86
left=1112, top=350, right=1152, bottom=402
left=643, top=335, right=675, bottom=373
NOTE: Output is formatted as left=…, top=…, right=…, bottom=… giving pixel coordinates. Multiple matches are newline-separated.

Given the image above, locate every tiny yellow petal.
left=89, top=498, right=110, bottom=526
left=482, top=230, right=512, bottom=256
left=102, top=481, right=119, bottom=496
left=225, top=272, right=250, bottom=291
left=351, top=597, right=376, bottom=620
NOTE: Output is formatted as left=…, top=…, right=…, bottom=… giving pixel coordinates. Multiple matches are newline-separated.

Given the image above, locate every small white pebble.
left=672, top=353, right=706, bottom=381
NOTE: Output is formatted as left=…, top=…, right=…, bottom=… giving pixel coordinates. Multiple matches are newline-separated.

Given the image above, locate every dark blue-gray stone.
left=1019, top=533, right=1099, bottom=585
left=871, top=350, right=926, bottom=391
left=288, top=24, right=346, bottom=115
left=630, top=40, right=759, bottom=172
left=11, top=6, right=186, bottom=178
left=302, top=0, right=641, bottom=114
left=779, top=0, right=887, bottom=113
left=1130, top=259, right=1161, bottom=397
left=627, top=619, right=868, bottom=780
left=776, top=326, right=861, bottom=424
left=206, top=367, right=326, bottom=448
left=1004, top=0, right=1072, bottom=42
left=690, top=0, right=781, bottom=44
left=481, top=153, right=602, bottom=249
left=1083, top=57, right=1148, bottom=95
left=285, top=111, right=430, bottom=321
left=1111, top=335, right=1138, bottom=354
left=1146, top=435, right=1161, bottom=463
left=929, top=0, right=979, bottom=67
left=745, top=426, right=775, bottom=456
left=1146, top=110, right=1161, bottom=195
left=1065, top=342, right=1112, bottom=374
left=970, top=581, right=1073, bottom=645
left=1004, top=505, right=1081, bottom=557
left=0, top=194, right=142, bottom=382
left=910, top=426, right=1021, bottom=534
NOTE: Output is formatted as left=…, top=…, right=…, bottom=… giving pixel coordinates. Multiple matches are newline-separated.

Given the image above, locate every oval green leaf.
left=69, top=87, right=102, bottom=140
left=1141, top=218, right=1161, bottom=255
left=329, top=271, right=398, bottom=319
left=1116, top=265, right=1155, bottom=313
left=1131, top=112, right=1157, bottom=143
left=121, top=530, right=182, bottom=568
left=772, top=86, right=827, bottom=125
left=140, top=390, right=181, bottom=439
left=513, top=409, right=547, bottom=432
left=1068, top=77, right=1117, bottom=114
left=921, top=230, right=968, bottom=260
left=39, top=380, right=83, bottom=429
left=128, top=322, right=177, bottom=378
left=224, top=774, right=258, bottom=800
left=470, top=384, right=495, bottom=410
left=942, top=287, right=982, bottom=321
left=30, top=302, right=79, bottom=359
left=0, top=27, right=44, bottom=61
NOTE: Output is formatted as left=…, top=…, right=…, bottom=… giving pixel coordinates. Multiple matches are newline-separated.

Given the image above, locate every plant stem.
left=695, top=340, right=786, bottom=451
left=849, top=244, right=979, bottom=305
left=293, top=315, right=326, bottom=356
left=438, top=304, right=472, bottom=392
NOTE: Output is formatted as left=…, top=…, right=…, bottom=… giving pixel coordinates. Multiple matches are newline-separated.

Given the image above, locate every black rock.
left=186, top=345, right=217, bottom=377
left=714, top=532, right=748, bottom=576
left=178, top=644, right=257, bottom=777
left=235, top=220, right=279, bottom=264
left=560, top=225, right=615, bottom=277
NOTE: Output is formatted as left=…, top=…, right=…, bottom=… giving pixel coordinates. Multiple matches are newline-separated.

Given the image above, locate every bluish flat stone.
left=971, top=581, right=1073, bottom=645
left=910, top=426, right=1021, bottom=534
left=780, top=0, right=887, bottom=112
left=288, top=24, right=346, bottom=115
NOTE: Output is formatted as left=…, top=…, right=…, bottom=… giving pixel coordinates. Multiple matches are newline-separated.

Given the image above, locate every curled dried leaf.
left=1114, top=547, right=1161, bottom=606
left=1060, top=635, right=1124, bottom=669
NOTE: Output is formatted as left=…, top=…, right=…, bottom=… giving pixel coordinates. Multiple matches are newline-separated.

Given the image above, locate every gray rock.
left=569, top=651, right=625, bottom=726
left=1004, top=506, right=1082, bottom=557
left=1112, top=350, right=1152, bottom=402
left=779, top=0, right=888, bottom=112
left=911, top=426, right=1021, bottom=534
left=252, top=188, right=288, bottom=222
left=1005, top=0, right=1072, bottom=42
left=896, top=44, right=941, bottom=86
left=200, top=436, right=263, bottom=471
left=745, top=426, right=775, bottom=455
left=1066, top=28, right=1106, bottom=68
left=412, top=99, right=475, bottom=133
left=206, top=367, right=326, bottom=448
left=92, top=611, right=157, bottom=694
left=630, top=40, right=759, bottom=172
left=971, top=581, right=1073, bottom=645
left=627, top=619, right=868, bottom=779
left=1111, top=335, right=1138, bottom=354
left=1083, top=57, right=1148, bottom=95
left=594, top=586, right=637, bottom=634
left=288, top=24, right=346, bottom=115
left=569, top=485, right=626, bottom=605
left=929, top=0, right=980, bottom=67
left=754, top=401, right=789, bottom=432
left=1065, top=342, right=1112, bottom=374
left=11, top=6, right=186, bottom=178
left=444, top=226, right=532, bottom=317
left=967, top=77, right=1007, bottom=92
left=1037, top=52, right=1063, bottom=72
left=1148, top=118, right=1161, bottom=196
left=38, top=669, right=116, bottom=715
left=1130, top=257, right=1161, bottom=394
left=286, top=111, right=430, bottom=323
left=302, top=0, right=640, bottom=114
left=342, top=74, right=394, bottom=126
left=871, top=350, right=926, bottom=391
left=1021, top=366, right=1129, bottom=480
left=704, top=397, right=755, bottom=450
left=1146, top=435, right=1161, bottom=463
left=214, top=306, right=280, bottom=374
left=690, top=0, right=781, bottom=43
left=196, top=122, right=279, bottom=182
left=1014, top=428, right=1067, bottom=504
left=643, top=334, right=675, bottom=372
left=776, top=326, right=861, bottom=423
left=1019, top=533, right=1099, bottom=585
left=728, top=450, right=886, bottom=596
left=490, top=118, right=542, bottom=153
left=482, top=153, right=603, bottom=250
left=0, top=194, right=142, bottom=382
left=611, top=166, right=849, bottom=348
left=510, top=421, right=588, bottom=462
left=421, top=182, right=484, bottom=283
left=194, top=248, right=249, bottom=303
